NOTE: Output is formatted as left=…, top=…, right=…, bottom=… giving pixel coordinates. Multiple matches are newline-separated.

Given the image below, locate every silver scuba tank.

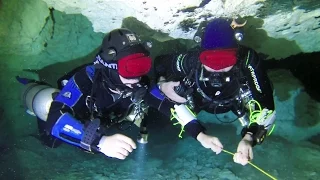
left=22, top=83, right=60, bottom=121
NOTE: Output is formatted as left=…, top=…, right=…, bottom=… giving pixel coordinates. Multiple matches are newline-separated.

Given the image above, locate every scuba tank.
left=21, top=82, right=60, bottom=121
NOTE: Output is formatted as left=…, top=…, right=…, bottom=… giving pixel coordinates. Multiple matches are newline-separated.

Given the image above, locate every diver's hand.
left=197, top=132, right=223, bottom=154
left=233, top=134, right=253, bottom=166
left=97, top=134, right=137, bottom=160
left=159, top=81, right=187, bottom=103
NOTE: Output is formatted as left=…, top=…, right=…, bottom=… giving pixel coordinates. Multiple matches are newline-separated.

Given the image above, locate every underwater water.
left=0, top=3, right=320, bottom=180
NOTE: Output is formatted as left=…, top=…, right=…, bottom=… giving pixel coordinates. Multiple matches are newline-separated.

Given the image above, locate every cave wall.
left=41, top=0, right=320, bottom=59
left=0, top=0, right=52, bottom=55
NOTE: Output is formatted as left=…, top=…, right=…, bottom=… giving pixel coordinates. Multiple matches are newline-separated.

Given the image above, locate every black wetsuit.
left=155, top=46, right=274, bottom=114
left=155, top=46, right=275, bottom=145
left=40, top=64, right=204, bottom=150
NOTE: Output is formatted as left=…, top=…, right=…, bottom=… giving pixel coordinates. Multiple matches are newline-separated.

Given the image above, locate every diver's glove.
left=97, top=134, right=137, bottom=160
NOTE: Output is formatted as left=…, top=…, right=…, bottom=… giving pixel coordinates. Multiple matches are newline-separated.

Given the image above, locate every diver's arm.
left=240, top=48, right=276, bottom=146
left=152, top=51, right=206, bottom=138
left=147, top=85, right=223, bottom=154
left=145, top=84, right=174, bottom=117
left=154, top=51, right=199, bottom=103
left=154, top=51, right=199, bottom=81
left=145, top=85, right=205, bottom=139
left=46, top=66, right=101, bottom=151
left=242, top=48, right=275, bottom=110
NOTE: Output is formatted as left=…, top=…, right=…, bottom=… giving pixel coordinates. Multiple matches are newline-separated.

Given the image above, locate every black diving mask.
left=208, top=73, right=225, bottom=88
left=199, top=67, right=231, bottom=88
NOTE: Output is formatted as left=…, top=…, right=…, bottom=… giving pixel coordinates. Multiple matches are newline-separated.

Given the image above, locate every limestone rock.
left=0, top=0, right=52, bottom=55
left=41, top=0, right=320, bottom=59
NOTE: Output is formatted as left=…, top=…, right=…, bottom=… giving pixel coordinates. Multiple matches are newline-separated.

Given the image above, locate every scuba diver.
left=18, top=28, right=223, bottom=160
left=154, top=18, right=276, bottom=166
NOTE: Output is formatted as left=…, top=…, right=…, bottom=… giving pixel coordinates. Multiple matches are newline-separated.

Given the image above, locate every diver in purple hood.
left=154, top=18, right=276, bottom=166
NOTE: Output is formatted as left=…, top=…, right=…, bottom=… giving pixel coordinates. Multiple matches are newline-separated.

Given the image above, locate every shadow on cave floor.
left=21, top=36, right=193, bottom=88
left=0, top=124, right=25, bottom=180
left=263, top=51, right=320, bottom=102
left=22, top=47, right=100, bottom=88
left=263, top=52, right=320, bottom=139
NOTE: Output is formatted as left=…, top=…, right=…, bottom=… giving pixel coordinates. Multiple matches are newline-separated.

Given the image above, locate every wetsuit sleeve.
left=242, top=49, right=275, bottom=111
left=46, top=66, right=100, bottom=150
left=154, top=51, right=200, bottom=81
left=240, top=48, right=276, bottom=146
left=144, top=84, right=175, bottom=117
left=145, top=84, right=205, bottom=139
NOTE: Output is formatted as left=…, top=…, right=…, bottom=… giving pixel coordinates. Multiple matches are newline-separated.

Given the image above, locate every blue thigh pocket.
left=55, top=77, right=83, bottom=107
